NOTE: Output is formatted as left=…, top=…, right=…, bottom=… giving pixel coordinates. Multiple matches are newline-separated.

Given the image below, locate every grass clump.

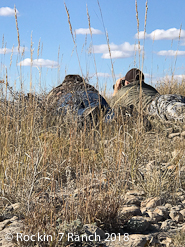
left=1, top=85, right=185, bottom=246
left=0, top=2, right=185, bottom=246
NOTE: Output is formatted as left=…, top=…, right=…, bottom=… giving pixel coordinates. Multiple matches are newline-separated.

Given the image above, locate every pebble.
left=119, top=206, right=142, bottom=219
left=141, top=197, right=163, bottom=209
left=168, top=132, right=181, bottom=138
left=169, top=210, right=183, bottom=223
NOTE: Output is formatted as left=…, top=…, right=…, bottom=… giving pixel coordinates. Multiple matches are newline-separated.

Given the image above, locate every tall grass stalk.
left=0, top=3, right=185, bottom=246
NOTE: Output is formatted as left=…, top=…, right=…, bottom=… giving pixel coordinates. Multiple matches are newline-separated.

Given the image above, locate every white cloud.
left=96, top=72, right=112, bottom=77
left=173, top=74, right=185, bottom=80
left=0, top=46, right=27, bottom=54
left=74, top=28, right=103, bottom=35
left=91, top=72, right=122, bottom=79
left=17, top=58, right=59, bottom=68
left=156, top=74, right=185, bottom=84
left=135, top=28, right=185, bottom=40
left=157, top=50, right=185, bottom=56
left=181, top=41, right=185, bottom=46
left=144, top=73, right=151, bottom=78
left=0, top=48, right=12, bottom=54
left=0, top=7, right=19, bottom=16
left=102, top=51, right=133, bottom=59
left=93, top=42, right=142, bottom=59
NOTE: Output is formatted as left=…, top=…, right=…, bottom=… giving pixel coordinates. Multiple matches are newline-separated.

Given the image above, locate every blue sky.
left=0, top=0, right=185, bottom=94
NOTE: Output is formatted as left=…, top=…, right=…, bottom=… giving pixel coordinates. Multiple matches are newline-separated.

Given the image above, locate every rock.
left=174, top=191, right=183, bottom=197
left=153, top=206, right=169, bottom=219
left=180, top=209, right=185, bottom=218
left=0, top=218, right=10, bottom=231
left=125, top=190, right=145, bottom=197
left=160, top=237, right=172, bottom=247
left=171, top=205, right=183, bottom=211
left=124, top=234, right=152, bottom=247
left=180, top=195, right=185, bottom=201
left=141, top=198, right=151, bottom=208
left=119, top=206, right=142, bottom=219
left=180, top=166, right=185, bottom=172
left=83, top=224, right=105, bottom=240
left=142, top=206, right=169, bottom=224
left=181, top=223, right=185, bottom=232
left=172, top=192, right=185, bottom=202
left=161, top=219, right=176, bottom=231
left=169, top=210, right=183, bottom=223
left=3, top=203, right=22, bottom=220
left=182, top=200, right=185, bottom=205
left=0, top=216, right=18, bottom=231
left=102, top=234, right=153, bottom=247
left=172, top=149, right=180, bottom=158
left=165, top=203, right=172, bottom=210
left=140, top=207, right=147, bottom=215
left=0, top=199, right=3, bottom=208
left=0, top=217, right=23, bottom=247
left=168, top=132, right=180, bottom=138
left=141, top=197, right=163, bottom=209
left=147, top=210, right=163, bottom=224
left=166, top=164, right=176, bottom=171
left=0, top=216, right=5, bottom=222
left=181, top=131, right=185, bottom=137
left=124, top=195, right=142, bottom=207
left=148, top=223, right=161, bottom=232
left=5, top=203, right=21, bottom=211
left=126, top=216, right=150, bottom=233
left=146, top=160, right=155, bottom=173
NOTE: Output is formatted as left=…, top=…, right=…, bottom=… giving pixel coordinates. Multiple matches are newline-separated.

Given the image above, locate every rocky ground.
left=1, top=189, right=185, bottom=247
left=1, top=116, right=185, bottom=247
left=0, top=203, right=24, bottom=247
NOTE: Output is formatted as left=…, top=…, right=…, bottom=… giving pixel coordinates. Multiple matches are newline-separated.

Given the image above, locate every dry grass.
left=156, top=76, right=185, bottom=96
left=1, top=91, right=185, bottom=246
left=0, top=2, right=185, bottom=247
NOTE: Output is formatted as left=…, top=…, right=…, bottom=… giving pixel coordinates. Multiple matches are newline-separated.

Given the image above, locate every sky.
left=0, top=0, right=185, bottom=94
